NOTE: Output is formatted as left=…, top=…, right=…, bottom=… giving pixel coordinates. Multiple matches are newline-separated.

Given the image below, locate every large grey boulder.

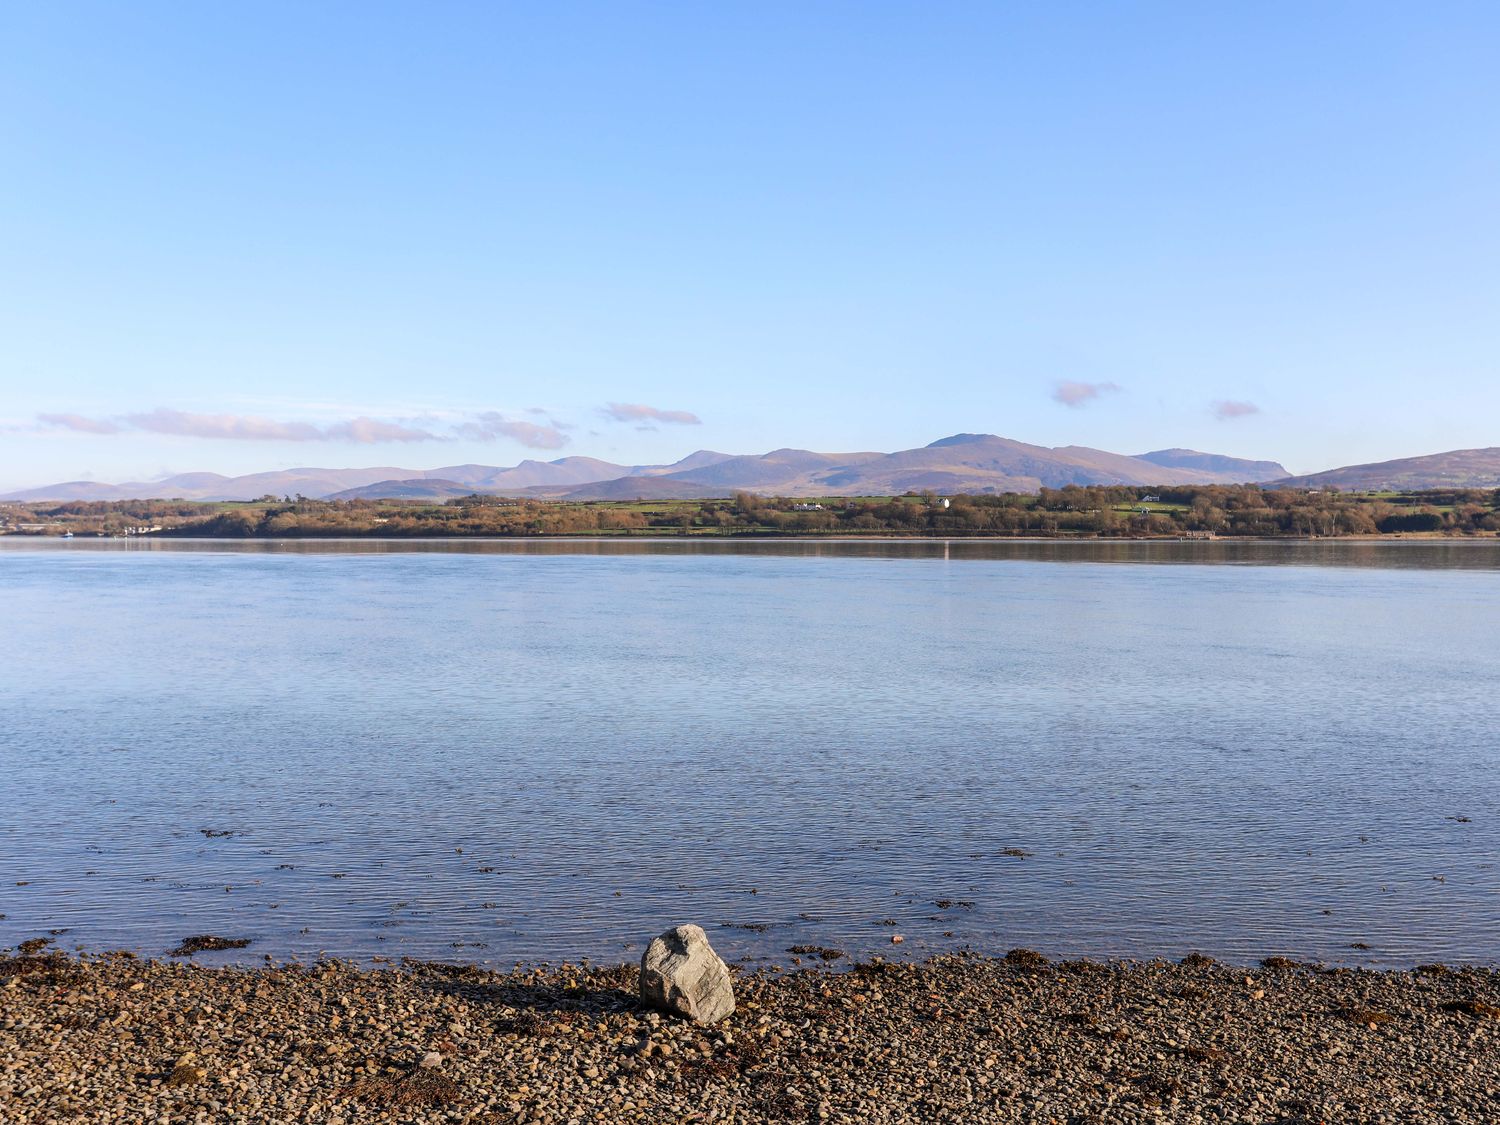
left=639, top=924, right=735, bottom=1025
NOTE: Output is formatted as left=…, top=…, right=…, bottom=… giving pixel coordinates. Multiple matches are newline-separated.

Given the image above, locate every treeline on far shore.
left=5, top=485, right=1500, bottom=539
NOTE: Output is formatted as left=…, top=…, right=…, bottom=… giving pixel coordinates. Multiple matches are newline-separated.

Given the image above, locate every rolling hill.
left=3, top=453, right=735, bottom=503
left=1275, top=447, right=1500, bottom=491
left=1135, top=449, right=1289, bottom=480
left=0, top=466, right=419, bottom=503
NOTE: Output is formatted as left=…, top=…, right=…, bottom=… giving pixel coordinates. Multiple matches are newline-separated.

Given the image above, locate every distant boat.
left=61, top=531, right=73, bottom=539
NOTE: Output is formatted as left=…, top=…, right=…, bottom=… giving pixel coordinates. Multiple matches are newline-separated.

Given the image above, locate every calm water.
left=2, top=538, right=1497, bottom=969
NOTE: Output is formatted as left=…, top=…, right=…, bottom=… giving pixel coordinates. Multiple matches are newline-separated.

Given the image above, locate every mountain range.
left=7, top=436, right=1496, bottom=502
left=0, top=435, right=1293, bottom=502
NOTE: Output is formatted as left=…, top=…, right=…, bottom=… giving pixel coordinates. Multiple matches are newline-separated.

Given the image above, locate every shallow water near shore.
left=2, top=537, right=1498, bottom=968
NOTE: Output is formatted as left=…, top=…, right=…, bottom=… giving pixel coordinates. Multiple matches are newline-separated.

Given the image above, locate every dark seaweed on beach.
left=1336, top=1007, right=1395, bottom=1026
left=1442, top=1000, right=1500, bottom=1019
left=2, top=946, right=88, bottom=988
left=169, top=935, right=252, bottom=957
left=1004, top=948, right=1050, bottom=969
left=493, top=1011, right=547, bottom=1036
left=340, top=1068, right=464, bottom=1109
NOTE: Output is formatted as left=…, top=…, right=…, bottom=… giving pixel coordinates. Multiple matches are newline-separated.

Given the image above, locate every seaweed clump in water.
left=169, top=935, right=252, bottom=957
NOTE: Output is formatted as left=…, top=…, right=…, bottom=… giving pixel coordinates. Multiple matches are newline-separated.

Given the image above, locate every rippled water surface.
left=2, top=538, right=1497, bottom=968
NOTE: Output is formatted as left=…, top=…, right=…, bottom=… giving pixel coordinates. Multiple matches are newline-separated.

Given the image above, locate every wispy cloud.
left=37, top=408, right=449, bottom=444
left=603, top=402, right=702, bottom=425
left=454, top=412, right=570, bottom=450
left=37, top=412, right=123, bottom=435
left=124, top=409, right=322, bottom=442
left=1212, top=399, right=1260, bottom=420
left=1051, top=380, right=1122, bottom=408
left=122, top=409, right=444, bottom=443
left=30, top=406, right=586, bottom=447
left=323, top=417, right=446, bottom=443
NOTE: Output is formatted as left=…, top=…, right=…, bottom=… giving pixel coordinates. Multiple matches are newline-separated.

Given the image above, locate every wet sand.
left=2, top=944, right=1496, bottom=1123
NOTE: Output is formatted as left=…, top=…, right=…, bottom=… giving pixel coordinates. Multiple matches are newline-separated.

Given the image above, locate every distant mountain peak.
left=927, top=433, right=998, bottom=448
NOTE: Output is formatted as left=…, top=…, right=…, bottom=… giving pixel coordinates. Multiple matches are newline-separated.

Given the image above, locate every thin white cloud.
left=521, top=407, right=576, bottom=430
left=29, top=404, right=604, bottom=450
left=124, top=409, right=444, bottom=442
left=454, top=412, right=570, bottom=450
left=1051, top=381, right=1122, bottom=408
left=36, top=408, right=446, bottom=443
left=323, top=417, right=446, bottom=443
left=37, top=412, right=123, bottom=435
left=603, top=402, right=702, bottom=425
left=126, top=409, right=325, bottom=441
left=1212, top=399, right=1261, bottom=420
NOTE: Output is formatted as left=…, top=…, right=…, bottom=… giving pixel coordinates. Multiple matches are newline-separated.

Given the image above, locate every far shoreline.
left=5, top=531, right=1499, bottom=545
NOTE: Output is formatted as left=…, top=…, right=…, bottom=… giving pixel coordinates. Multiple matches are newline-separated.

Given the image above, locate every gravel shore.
left=2, top=944, right=1495, bottom=1123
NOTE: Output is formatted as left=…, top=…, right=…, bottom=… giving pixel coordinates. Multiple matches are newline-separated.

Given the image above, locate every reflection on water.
left=1, top=540, right=1497, bottom=968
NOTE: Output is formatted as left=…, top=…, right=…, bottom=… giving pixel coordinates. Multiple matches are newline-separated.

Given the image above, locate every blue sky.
left=3, top=1, right=1498, bottom=488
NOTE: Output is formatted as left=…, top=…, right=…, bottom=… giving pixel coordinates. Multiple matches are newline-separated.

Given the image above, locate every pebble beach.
left=3, top=943, right=1496, bottom=1124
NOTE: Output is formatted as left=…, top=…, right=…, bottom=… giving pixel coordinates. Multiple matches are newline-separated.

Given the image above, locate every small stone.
left=891, top=935, right=904, bottom=944
left=419, top=1051, right=443, bottom=1068
left=639, top=924, right=735, bottom=1025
